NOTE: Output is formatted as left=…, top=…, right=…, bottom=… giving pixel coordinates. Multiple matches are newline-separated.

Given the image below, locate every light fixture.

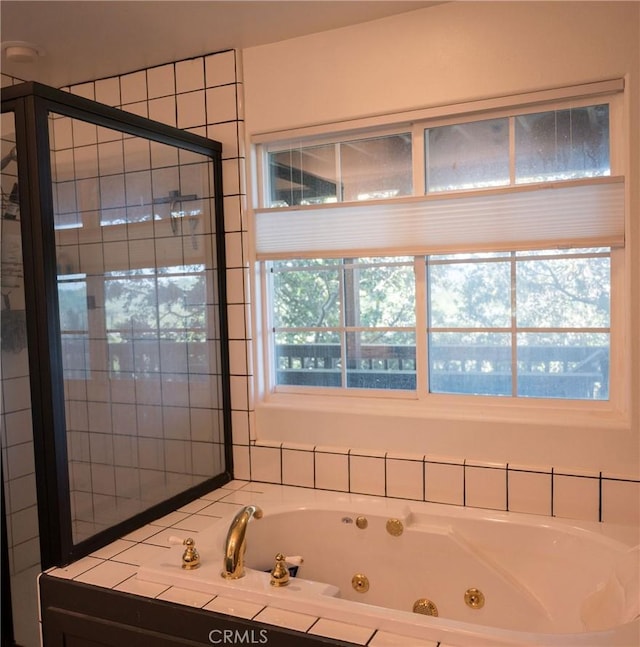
left=2, top=40, right=45, bottom=63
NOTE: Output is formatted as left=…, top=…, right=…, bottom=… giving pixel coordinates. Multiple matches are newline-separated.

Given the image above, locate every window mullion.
left=510, top=252, right=518, bottom=396
left=416, top=256, right=428, bottom=396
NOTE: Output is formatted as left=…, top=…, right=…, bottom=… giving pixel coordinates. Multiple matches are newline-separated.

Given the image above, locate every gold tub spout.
left=221, top=504, right=263, bottom=579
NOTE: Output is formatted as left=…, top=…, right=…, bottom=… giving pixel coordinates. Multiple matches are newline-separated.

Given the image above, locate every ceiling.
left=1, top=1, right=440, bottom=89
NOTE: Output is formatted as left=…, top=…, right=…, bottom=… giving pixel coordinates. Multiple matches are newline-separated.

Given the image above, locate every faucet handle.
left=270, top=553, right=290, bottom=587
left=168, top=536, right=200, bottom=570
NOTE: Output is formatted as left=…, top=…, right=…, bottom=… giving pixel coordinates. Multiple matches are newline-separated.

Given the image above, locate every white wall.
left=242, top=2, right=640, bottom=480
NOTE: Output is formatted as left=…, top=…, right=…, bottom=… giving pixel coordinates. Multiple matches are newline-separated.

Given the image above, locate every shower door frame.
left=1, top=81, right=233, bottom=568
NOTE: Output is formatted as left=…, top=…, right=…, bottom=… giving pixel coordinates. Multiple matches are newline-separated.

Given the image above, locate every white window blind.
left=254, top=177, right=624, bottom=259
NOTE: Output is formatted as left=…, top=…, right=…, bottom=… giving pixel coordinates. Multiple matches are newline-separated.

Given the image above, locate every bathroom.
left=1, top=2, right=639, bottom=646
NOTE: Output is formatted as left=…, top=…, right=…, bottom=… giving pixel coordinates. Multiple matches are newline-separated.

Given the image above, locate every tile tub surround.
left=235, top=442, right=640, bottom=526
left=43, top=480, right=639, bottom=647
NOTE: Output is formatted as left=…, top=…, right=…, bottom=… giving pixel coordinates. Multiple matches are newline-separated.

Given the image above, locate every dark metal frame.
left=1, top=82, right=233, bottom=568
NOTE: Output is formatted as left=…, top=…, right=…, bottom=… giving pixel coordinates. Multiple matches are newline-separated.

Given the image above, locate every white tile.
left=7, top=442, right=35, bottom=480
left=171, top=513, right=219, bottom=533
left=508, top=469, right=552, bottom=516
left=553, top=474, right=600, bottom=522
left=230, top=375, right=249, bottom=410
left=369, top=631, right=438, bottom=647
left=205, top=84, right=238, bottom=124
left=95, top=77, right=120, bottom=106
left=207, top=121, right=239, bottom=159
left=74, top=561, right=137, bottom=588
left=233, top=444, right=251, bottom=480
left=98, top=139, right=124, bottom=174
left=253, top=606, right=317, bottom=632
left=120, top=71, right=147, bottom=104
left=71, top=82, right=95, bottom=100
left=315, top=451, right=348, bottom=492
left=226, top=267, right=246, bottom=305
left=386, top=457, right=423, bottom=500
left=227, top=305, right=247, bottom=340
left=111, top=543, right=170, bottom=566
left=176, top=58, right=205, bottom=93
left=121, top=524, right=164, bottom=543
left=465, top=465, right=507, bottom=510
left=148, top=96, right=177, bottom=127
left=308, top=618, right=374, bottom=645
left=223, top=195, right=243, bottom=232
left=250, top=445, right=281, bottom=483
left=349, top=454, right=385, bottom=496
left=229, top=339, right=249, bottom=376
left=425, top=461, right=464, bottom=505
left=72, top=119, right=97, bottom=146
left=123, top=136, right=151, bottom=172
left=114, top=575, right=169, bottom=598
left=198, top=501, right=243, bottom=517
left=53, top=116, right=73, bottom=149
left=203, top=595, right=263, bottom=619
left=90, top=539, right=135, bottom=560
left=282, top=448, right=314, bottom=488
left=205, top=51, right=237, bottom=87
left=177, top=90, right=206, bottom=129
left=601, top=479, right=640, bottom=525
left=149, top=511, right=191, bottom=528
left=225, top=231, right=244, bottom=268
left=147, top=64, right=175, bottom=99
left=157, top=586, right=214, bottom=608
left=222, top=158, right=241, bottom=196
left=177, top=498, right=214, bottom=514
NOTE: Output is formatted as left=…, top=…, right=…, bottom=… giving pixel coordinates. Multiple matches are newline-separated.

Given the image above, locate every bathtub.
left=137, top=488, right=639, bottom=647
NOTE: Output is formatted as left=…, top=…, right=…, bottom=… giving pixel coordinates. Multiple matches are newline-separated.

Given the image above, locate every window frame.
left=251, top=83, right=628, bottom=425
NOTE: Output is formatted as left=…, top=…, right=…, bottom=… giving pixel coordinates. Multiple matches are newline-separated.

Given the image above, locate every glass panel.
left=268, top=144, right=337, bottom=207
left=340, top=134, right=412, bottom=201
left=275, top=331, right=341, bottom=387
left=58, top=274, right=89, bottom=380
left=428, top=259, right=511, bottom=327
left=348, top=261, right=415, bottom=327
left=49, top=113, right=223, bottom=544
left=346, top=331, right=416, bottom=390
left=515, top=104, right=610, bottom=183
left=426, top=118, right=509, bottom=192
left=429, top=332, right=512, bottom=396
left=2, top=109, right=42, bottom=647
left=516, top=254, right=610, bottom=328
left=272, top=262, right=341, bottom=328
left=268, top=134, right=412, bottom=206
left=517, top=333, right=609, bottom=399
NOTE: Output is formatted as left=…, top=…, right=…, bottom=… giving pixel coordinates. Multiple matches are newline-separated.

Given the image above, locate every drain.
left=413, top=598, right=438, bottom=616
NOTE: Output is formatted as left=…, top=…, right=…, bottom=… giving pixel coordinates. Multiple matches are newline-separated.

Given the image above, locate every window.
left=425, top=105, right=610, bottom=192
left=272, top=257, right=416, bottom=389
left=427, top=249, right=610, bottom=399
left=266, top=133, right=412, bottom=206
left=255, top=86, right=624, bottom=404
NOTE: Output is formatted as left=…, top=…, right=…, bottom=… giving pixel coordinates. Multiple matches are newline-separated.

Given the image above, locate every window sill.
left=258, top=389, right=629, bottom=431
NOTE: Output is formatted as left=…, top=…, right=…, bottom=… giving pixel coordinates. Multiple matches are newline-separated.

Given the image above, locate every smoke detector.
left=2, top=41, right=45, bottom=63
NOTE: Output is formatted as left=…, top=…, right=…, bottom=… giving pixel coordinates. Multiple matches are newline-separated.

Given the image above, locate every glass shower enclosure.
left=1, top=81, right=232, bottom=582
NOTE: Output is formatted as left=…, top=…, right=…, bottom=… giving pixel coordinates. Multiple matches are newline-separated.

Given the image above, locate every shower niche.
left=1, top=81, right=232, bottom=569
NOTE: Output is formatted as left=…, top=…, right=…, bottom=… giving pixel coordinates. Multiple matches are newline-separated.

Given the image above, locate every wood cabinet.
left=40, top=575, right=351, bottom=647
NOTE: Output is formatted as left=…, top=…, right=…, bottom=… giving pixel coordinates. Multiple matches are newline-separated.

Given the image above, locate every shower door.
left=2, top=82, right=232, bottom=568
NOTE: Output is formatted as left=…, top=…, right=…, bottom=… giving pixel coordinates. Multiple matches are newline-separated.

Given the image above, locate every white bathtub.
left=138, top=488, right=639, bottom=647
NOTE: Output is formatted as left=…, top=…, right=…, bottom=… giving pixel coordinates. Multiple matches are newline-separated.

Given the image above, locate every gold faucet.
left=221, top=504, right=263, bottom=579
